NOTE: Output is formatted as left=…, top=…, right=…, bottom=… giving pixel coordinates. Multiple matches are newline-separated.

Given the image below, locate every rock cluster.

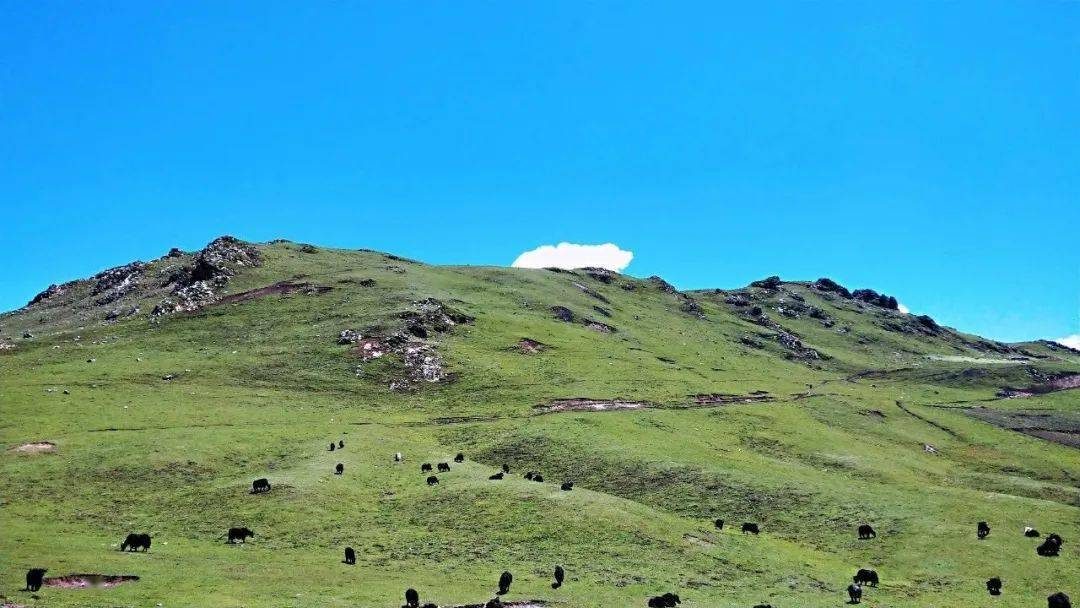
left=338, top=298, right=473, bottom=390
left=151, top=236, right=262, bottom=317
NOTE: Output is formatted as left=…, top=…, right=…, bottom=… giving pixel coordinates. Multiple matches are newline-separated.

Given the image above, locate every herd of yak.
left=20, top=441, right=1073, bottom=608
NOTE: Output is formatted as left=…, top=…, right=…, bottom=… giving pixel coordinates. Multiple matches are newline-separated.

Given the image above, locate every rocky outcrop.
left=337, top=298, right=473, bottom=391
left=92, top=262, right=145, bottom=305
left=852, top=288, right=899, bottom=310
left=814, top=277, right=851, bottom=298
left=27, top=283, right=69, bottom=306
left=151, top=236, right=262, bottom=317
left=750, top=275, right=782, bottom=290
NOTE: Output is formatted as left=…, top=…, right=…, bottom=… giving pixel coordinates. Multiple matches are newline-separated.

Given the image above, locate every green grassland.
left=1, top=239, right=1077, bottom=608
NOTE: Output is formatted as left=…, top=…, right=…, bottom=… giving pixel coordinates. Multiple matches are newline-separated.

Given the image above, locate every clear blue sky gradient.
left=2, top=2, right=1077, bottom=342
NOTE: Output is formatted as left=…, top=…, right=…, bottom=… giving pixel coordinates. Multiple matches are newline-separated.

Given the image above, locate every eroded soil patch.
left=11, top=441, right=55, bottom=453
left=691, top=393, right=774, bottom=405
left=44, top=574, right=139, bottom=589
left=965, top=407, right=1080, bottom=449
left=537, top=398, right=654, bottom=413
left=998, top=373, right=1080, bottom=398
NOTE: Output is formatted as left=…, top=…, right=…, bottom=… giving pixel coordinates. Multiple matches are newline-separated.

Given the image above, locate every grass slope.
left=1, top=239, right=1077, bottom=608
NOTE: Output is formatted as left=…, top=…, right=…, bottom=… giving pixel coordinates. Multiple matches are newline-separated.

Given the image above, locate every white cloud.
left=897, top=302, right=910, bottom=314
left=512, top=242, right=633, bottom=272
left=1056, top=334, right=1080, bottom=350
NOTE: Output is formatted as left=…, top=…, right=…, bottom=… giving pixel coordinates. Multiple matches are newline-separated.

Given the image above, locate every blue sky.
left=1, top=1, right=1077, bottom=343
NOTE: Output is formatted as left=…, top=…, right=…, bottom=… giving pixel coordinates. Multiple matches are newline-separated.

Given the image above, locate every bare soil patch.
left=517, top=338, right=548, bottom=354
left=11, top=441, right=55, bottom=453
left=998, top=373, right=1080, bottom=398
left=44, top=574, right=139, bottom=589
left=537, top=398, right=654, bottom=413
left=691, top=393, right=774, bottom=405
left=965, top=406, right=1080, bottom=449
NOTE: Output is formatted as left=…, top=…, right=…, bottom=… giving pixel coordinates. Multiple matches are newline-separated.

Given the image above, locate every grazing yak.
left=978, top=521, right=991, bottom=539
left=489, top=472, right=504, bottom=480
left=524, top=471, right=536, bottom=480
left=227, top=527, right=255, bottom=543
left=714, top=519, right=725, bottom=530
left=329, top=442, right=335, bottom=451
left=561, top=482, right=574, bottom=491
left=251, top=478, right=271, bottom=493
left=847, top=583, right=862, bottom=604
left=986, top=577, right=1002, bottom=595
left=742, top=523, right=760, bottom=535
left=335, top=463, right=344, bottom=475
left=24, top=568, right=47, bottom=592
left=454, top=453, right=465, bottom=463
left=1037, top=534, right=1064, bottom=557
left=1048, top=592, right=1071, bottom=608
left=647, top=592, right=681, bottom=606
left=404, top=587, right=419, bottom=607
left=421, top=463, right=433, bottom=472
left=502, top=463, right=510, bottom=473
left=858, top=524, right=876, bottom=539
left=344, top=547, right=356, bottom=565
left=853, top=569, right=879, bottom=587
left=1025, top=527, right=1041, bottom=537
left=426, top=475, right=439, bottom=486
left=437, top=462, right=451, bottom=473
left=338, top=440, right=344, bottom=449
left=552, top=564, right=565, bottom=589
left=121, top=532, right=151, bottom=552
left=532, top=474, right=544, bottom=483
left=498, top=570, right=513, bottom=595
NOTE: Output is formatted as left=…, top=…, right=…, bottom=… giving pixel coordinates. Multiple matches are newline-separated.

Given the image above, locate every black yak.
left=533, top=474, right=544, bottom=483
left=1037, top=536, right=1062, bottom=557
left=853, top=569, right=878, bottom=587
left=404, top=587, right=419, bottom=607
left=338, top=440, right=344, bottom=449
left=1025, top=526, right=1041, bottom=537
left=421, top=463, right=432, bottom=472
left=561, top=482, right=574, bottom=491
left=251, top=478, right=270, bottom=493
left=502, top=463, right=510, bottom=473
left=978, top=521, right=990, bottom=539
left=858, top=524, right=876, bottom=539
left=498, top=570, right=513, bottom=595
left=329, top=442, right=335, bottom=451
left=986, top=577, right=1002, bottom=595
left=437, top=462, right=450, bottom=473
left=552, top=564, right=565, bottom=589
left=344, top=546, right=356, bottom=565
left=524, top=471, right=535, bottom=480
left=454, top=453, right=465, bottom=463
left=335, top=463, right=344, bottom=475
left=24, top=568, right=47, bottom=592
left=742, top=522, right=760, bottom=535
left=714, top=518, right=724, bottom=530
left=227, top=527, right=255, bottom=543
left=847, top=583, right=862, bottom=603
left=121, top=532, right=151, bottom=552
left=489, top=472, right=504, bottom=480
left=1048, top=592, right=1071, bottom=608
left=426, top=475, right=439, bottom=486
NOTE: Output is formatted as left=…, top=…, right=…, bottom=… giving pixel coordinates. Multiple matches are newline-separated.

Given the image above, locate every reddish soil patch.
left=11, top=441, right=56, bottom=453
left=538, top=398, right=654, bottom=413
left=216, top=281, right=330, bottom=304
left=44, top=574, right=139, bottom=589
left=998, top=373, right=1080, bottom=398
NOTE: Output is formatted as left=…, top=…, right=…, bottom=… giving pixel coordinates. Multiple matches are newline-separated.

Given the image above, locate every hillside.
left=1, top=237, right=1077, bottom=608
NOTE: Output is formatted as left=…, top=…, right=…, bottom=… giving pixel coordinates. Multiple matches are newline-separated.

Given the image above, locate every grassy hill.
left=1, top=237, right=1077, bottom=608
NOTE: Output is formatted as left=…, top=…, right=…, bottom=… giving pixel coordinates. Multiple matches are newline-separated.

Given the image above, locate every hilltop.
left=1, top=237, right=1077, bottom=608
